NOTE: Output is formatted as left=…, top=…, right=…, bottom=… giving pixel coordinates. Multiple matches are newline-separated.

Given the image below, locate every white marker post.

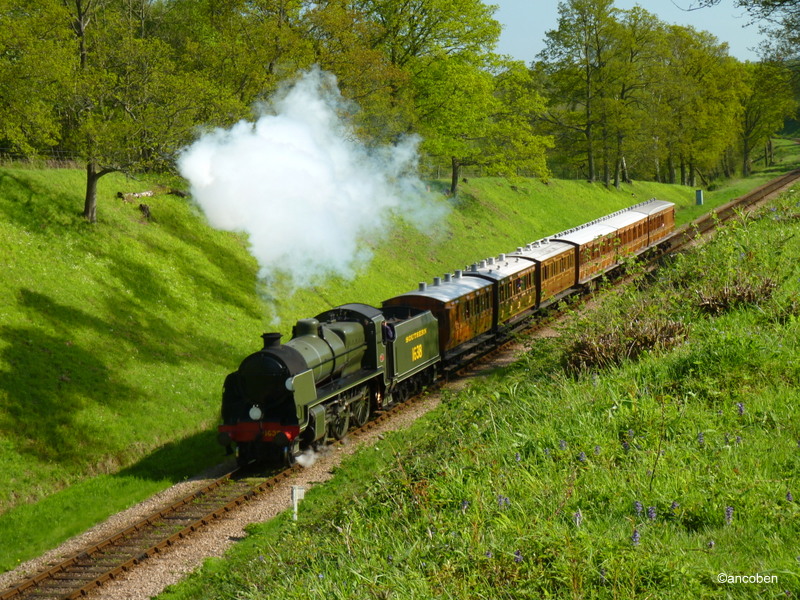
left=292, top=486, right=305, bottom=521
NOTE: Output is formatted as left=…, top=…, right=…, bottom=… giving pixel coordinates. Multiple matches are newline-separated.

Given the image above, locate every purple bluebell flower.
left=787, top=491, right=794, bottom=503
left=560, top=439, right=568, bottom=450
left=647, top=506, right=656, bottom=520
left=622, top=440, right=630, bottom=452
left=485, top=550, right=493, bottom=558
left=736, top=436, right=742, bottom=445
left=577, top=451, right=587, bottom=463
left=707, top=540, right=715, bottom=549
left=628, top=429, right=635, bottom=438
left=387, top=554, right=394, bottom=563
left=736, top=402, right=745, bottom=416
left=725, top=506, right=734, bottom=525
left=671, top=501, right=680, bottom=511
left=599, top=567, right=607, bottom=585
left=515, top=452, right=521, bottom=462
left=461, top=500, right=470, bottom=512
left=631, top=529, right=640, bottom=546
left=514, top=550, right=523, bottom=563
left=574, top=509, right=583, bottom=527
left=497, top=495, right=511, bottom=509
left=544, top=447, right=551, bottom=457
left=594, top=445, right=601, bottom=455
left=698, top=431, right=705, bottom=446
left=634, top=500, right=643, bottom=515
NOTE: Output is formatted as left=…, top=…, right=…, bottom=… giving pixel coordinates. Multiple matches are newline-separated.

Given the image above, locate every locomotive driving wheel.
left=350, top=397, right=370, bottom=427
left=329, top=411, right=350, bottom=440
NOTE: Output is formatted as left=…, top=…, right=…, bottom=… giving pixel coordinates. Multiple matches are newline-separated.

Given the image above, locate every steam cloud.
left=178, top=67, right=446, bottom=290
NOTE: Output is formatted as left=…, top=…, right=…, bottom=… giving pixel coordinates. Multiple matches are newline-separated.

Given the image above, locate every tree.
left=539, top=0, right=621, bottom=183
left=55, top=0, right=239, bottom=222
left=0, top=0, right=71, bottom=155
left=303, top=0, right=412, bottom=142
left=738, top=60, right=797, bottom=175
left=692, top=0, right=800, bottom=57
left=653, top=25, right=742, bottom=186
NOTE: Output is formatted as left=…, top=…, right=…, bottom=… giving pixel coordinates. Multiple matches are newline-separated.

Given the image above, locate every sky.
left=493, top=0, right=764, bottom=64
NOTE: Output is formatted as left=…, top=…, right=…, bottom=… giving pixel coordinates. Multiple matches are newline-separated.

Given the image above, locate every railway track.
left=3, top=167, right=800, bottom=600
left=0, top=391, right=432, bottom=600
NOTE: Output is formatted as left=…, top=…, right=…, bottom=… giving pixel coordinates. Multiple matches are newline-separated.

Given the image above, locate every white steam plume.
left=178, top=67, right=446, bottom=290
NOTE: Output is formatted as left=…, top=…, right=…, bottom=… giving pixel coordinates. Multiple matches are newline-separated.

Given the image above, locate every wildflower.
left=560, top=439, right=567, bottom=450
left=622, top=440, right=630, bottom=452
left=634, top=500, right=643, bottom=515
left=577, top=451, right=587, bottom=463
left=736, top=436, right=743, bottom=445
left=574, top=509, right=583, bottom=527
left=787, top=491, right=794, bottom=503
left=544, top=447, right=551, bottom=457
left=515, top=452, right=521, bottom=462
left=736, top=402, right=745, bottom=416
left=647, top=506, right=657, bottom=520
left=318, top=573, right=324, bottom=579
left=514, top=550, right=523, bottom=563
left=631, top=529, right=640, bottom=546
left=670, top=501, right=680, bottom=511
left=460, top=500, right=470, bottom=512
left=594, top=445, right=601, bottom=455
left=707, top=540, right=715, bottom=549
left=387, top=554, right=394, bottom=563
left=725, top=506, right=734, bottom=525
left=698, top=431, right=705, bottom=446
left=485, top=551, right=493, bottom=558
left=497, top=495, right=511, bottom=509
left=599, top=567, right=607, bottom=585
left=628, top=429, right=635, bottom=438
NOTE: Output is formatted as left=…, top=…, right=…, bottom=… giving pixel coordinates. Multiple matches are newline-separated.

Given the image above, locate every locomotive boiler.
left=218, top=303, right=440, bottom=464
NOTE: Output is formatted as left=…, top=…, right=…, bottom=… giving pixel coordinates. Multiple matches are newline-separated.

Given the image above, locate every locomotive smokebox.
left=261, top=332, right=282, bottom=349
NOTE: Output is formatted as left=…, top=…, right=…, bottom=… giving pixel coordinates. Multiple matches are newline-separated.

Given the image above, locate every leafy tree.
left=539, top=0, right=621, bottom=183
left=693, top=0, right=800, bottom=57
left=303, top=0, right=412, bottom=142
left=156, top=0, right=313, bottom=108
left=0, top=0, right=71, bottom=155
left=55, top=0, right=239, bottom=222
left=737, top=60, right=797, bottom=175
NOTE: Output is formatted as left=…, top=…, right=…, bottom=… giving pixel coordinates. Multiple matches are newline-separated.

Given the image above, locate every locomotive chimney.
left=262, top=332, right=282, bottom=349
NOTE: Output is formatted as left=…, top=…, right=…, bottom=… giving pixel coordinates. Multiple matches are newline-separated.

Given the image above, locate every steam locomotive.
left=217, top=199, right=675, bottom=465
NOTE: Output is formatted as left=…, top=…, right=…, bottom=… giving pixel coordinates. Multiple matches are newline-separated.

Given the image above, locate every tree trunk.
left=586, top=122, right=595, bottom=182
left=84, top=162, right=99, bottom=222
left=449, top=157, right=461, bottom=196
left=83, top=161, right=115, bottom=223
left=742, top=136, right=751, bottom=177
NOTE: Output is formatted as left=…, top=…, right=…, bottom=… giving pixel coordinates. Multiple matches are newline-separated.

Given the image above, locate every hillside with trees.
left=1, top=0, right=798, bottom=215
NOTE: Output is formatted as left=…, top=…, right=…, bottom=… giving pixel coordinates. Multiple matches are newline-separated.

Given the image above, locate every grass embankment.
left=161, top=191, right=800, bottom=599
left=0, top=139, right=798, bottom=572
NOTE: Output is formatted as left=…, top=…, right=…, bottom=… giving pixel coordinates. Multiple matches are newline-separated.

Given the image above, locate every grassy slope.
left=0, top=141, right=798, bottom=571
left=160, top=185, right=800, bottom=599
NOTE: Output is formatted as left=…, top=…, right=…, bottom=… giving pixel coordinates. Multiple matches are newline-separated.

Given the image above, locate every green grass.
left=0, top=139, right=798, bottom=573
left=159, top=191, right=800, bottom=600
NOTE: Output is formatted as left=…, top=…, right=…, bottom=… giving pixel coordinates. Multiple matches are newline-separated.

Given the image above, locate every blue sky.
left=493, top=0, right=764, bottom=64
